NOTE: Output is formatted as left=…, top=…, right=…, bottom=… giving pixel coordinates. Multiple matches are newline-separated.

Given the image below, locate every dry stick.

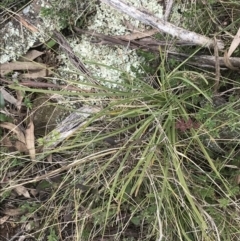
left=117, top=29, right=159, bottom=41
left=74, top=28, right=240, bottom=69
left=214, top=36, right=220, bottom=94
left=53, top=30, right=90, bottom=75
left=0, top=78, right=92, bottom=92
left=53, top=30, right=100, bottom=86
left=167, top=52, right=240, bottom=69
left=8, top=230, right=24, bottom=241
left=100, top=0, right=224, bottom=50
left=164, top=0, right=174, bottom=21
left=74, top=27, right=196, bottom=52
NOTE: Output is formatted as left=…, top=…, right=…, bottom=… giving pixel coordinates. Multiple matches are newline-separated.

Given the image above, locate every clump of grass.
left=2, top=56, right=240, bottom=240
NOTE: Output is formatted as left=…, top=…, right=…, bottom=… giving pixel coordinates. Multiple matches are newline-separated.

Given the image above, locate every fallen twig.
left=117, top=29, right=158, bottom=41
left=164, top=0, right=174, bottom=21
left=75, top=28, right=240, bottom=70
left=0, top=78, right=93, bottom=92
left=214, top=36, right=220, bottom=93
left=8, top=230, right=24, bottom=241
left=53, top=30, right=101, bottom=86
left=167, top=52, right=240, bottom=69
left=74, top=27, right=195, bottom=51
left=100, top=0, right=224, bottom=50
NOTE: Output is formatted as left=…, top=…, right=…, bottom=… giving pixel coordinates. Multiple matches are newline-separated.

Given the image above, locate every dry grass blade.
left=25, top=119, right=36, bottom=161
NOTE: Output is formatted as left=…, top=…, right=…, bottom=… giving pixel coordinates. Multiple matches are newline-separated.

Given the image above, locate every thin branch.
left=74, top=28, right=240, bottom=70
left=53, top=30, right=100, bottom=86
left=8, top=230, right=24, bottom=241
left=100, top=0, right=224, bottom=50
left=214, top=36, right=220, bottom=93
left=0, top=78, right=93, bottom=92
left=164, top=0, right=174, bottom=21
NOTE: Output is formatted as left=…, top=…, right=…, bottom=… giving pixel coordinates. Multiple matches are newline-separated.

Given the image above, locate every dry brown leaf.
left=20, top=69, right=48, bottom=79
left=25, top=120, right=35, bottom=161
left=228, top=27, right=240, bottom=57
left=0, top=122, right=25, bottom=144
left=0, top=215, right=9, bottom=225
left=0, top=88, right=18, bottom=106
left=15, top=140, right=29, bottom=153
left=29, top=188, right=38, bottom=196
left=14, top=185, right=31, bottom=198
left=16, top=90, right=24, bottom=110
left=0, top=61, right=47, bottom=76
left=0, top=61, right=47, bottom=70
left=1, top=135, right=13, bottom=148
left=2, top=208, right=25, bottom=216
left=18, top=50, right=44, bottom=61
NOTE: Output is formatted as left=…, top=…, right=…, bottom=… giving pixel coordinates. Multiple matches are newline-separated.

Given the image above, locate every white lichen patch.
left=89, top=1, right=163, bottom=35
left=171, top=4, right=190, bottom=28
left=59, top=35, right=144, bottom=89
left=169, top=1, right=198, bottom=29
left=59, top=0, right=163, bottom=90
left=0, top=0, right=73, bottom=64
left=0, top=21, right=35, bottom=63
